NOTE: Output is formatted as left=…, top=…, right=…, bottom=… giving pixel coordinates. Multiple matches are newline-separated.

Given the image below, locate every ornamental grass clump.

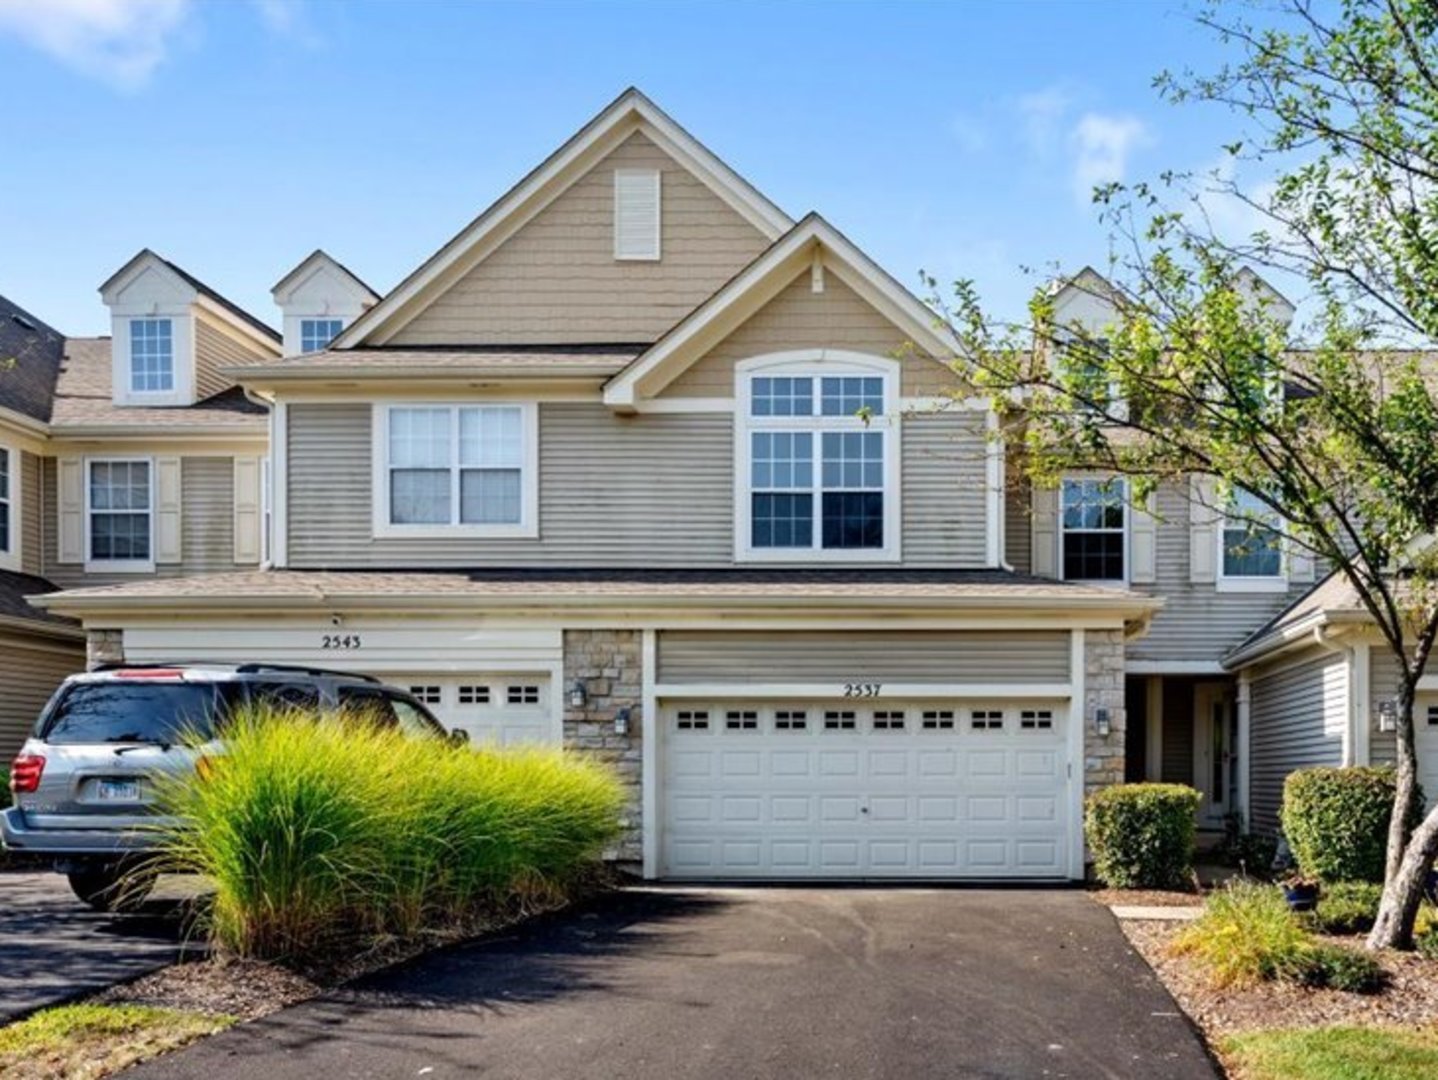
left=157, top=704, right=623, bottom=962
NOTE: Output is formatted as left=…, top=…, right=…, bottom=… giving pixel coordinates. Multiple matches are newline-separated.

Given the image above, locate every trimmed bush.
left=1299, top=944, right=1386, bottom=993
left=1085, top=783, right=1202, bottom=889
left=1280, top=767, right=1414, bottom=883
left=157, top=706, right=624, bottom=961
left=1308, top=881, right=1383, bottom=935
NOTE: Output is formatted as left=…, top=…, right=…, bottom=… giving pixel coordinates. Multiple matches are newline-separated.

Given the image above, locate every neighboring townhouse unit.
left=0, top=253, right=282, bottom=755
left=39, top=89, right=1161, bottom=881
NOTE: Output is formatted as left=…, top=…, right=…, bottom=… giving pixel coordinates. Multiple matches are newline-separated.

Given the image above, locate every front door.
left=1193, top=683, right=1237, bottom=829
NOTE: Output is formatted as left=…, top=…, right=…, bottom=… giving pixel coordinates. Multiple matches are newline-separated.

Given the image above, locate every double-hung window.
left=129, top=318, right=174, bottom=393
left=300, top=318, right=344, bottom=353
left=88, top=460, right=152, bottom=567
left=1220, top=487, right=1284, bottom=585
left=378, top=404, right=536, bottom=536
left=1061, top=477, right=1126, bottom=581
left=0, top=446, right=11, bottom=560
left=740, top=360, right=897, bottom=561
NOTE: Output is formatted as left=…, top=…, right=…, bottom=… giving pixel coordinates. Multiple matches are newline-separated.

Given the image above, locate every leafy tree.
left=938, top=0, right=1438, bottom=949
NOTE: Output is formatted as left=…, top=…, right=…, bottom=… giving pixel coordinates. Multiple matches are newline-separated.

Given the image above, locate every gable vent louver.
left=614, top=168, right=661, bottom=261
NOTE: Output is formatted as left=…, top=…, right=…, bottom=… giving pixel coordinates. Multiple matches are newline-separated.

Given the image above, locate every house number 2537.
left=843, top=683, right=882, bottom=698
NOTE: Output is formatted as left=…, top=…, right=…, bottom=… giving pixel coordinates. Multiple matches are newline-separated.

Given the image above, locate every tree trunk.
left=1384, top=680, right=1420, bottom=885
left=1369, top=800, right=1438, bottom=949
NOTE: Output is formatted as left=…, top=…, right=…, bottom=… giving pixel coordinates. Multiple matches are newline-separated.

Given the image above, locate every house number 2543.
left=843, top=683, right=882, bottom=698
left=321, top=634, right=363, bottom=650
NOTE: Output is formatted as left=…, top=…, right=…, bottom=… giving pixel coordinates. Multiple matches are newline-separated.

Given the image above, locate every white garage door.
left=661, top=700, right=1072, bottom=879
left=395, top=675, right=554, bottom=746
left=1416, top=698, right=1438, bottom=796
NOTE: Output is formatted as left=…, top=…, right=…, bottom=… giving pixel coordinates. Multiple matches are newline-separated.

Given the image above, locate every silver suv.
left=4, top=662, right=454, bottom=910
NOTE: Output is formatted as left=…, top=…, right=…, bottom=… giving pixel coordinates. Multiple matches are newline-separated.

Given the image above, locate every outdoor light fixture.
left=1094, top=707, right=1111, bottom=738
left=614, top=707, right=632, bottom=736
left=568, top=679, right=587, bottom=709
left=1378, top=700, right=1398, bottom=733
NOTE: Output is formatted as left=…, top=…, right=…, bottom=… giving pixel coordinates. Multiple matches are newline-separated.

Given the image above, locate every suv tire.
left=66, top=862, right=156, bottom=913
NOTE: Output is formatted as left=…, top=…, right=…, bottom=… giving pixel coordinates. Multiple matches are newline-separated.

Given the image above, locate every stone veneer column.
left=562, top=629, right=643, bottom=867
left=1083, top=628, right=1127, bottom=794
left=86, top=629, right=124, bottom=670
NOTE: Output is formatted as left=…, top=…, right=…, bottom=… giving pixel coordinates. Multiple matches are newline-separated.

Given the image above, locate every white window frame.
left=1059, top=474, right=1129, bottom=585
left=128, top=317, right=176, bottom=395
left=85, top=456, right=155, bottom=574
left=613, top=168, right=661, bottom=261
left=299, top=317, right=345, bottom=354
left=734, top=351, right=901, bottom=564
left=1216, top=487, right=1288, bottom=593
left=0, top=441, right=18, bottom=572
left=372, top=402, right=539, bottom=540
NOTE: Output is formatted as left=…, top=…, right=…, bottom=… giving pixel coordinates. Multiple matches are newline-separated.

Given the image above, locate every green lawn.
left=0, top=1003, right=232, bottom=1079
left=1223, top=1026, right=1438, bottom=1080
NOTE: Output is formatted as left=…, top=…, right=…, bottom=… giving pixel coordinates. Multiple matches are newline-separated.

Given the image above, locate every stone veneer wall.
left=563, top=629, right=643, bottom=866
left=1084, top=628, right=1127, bottom=793
left=87, top=628, right=124, bottom=669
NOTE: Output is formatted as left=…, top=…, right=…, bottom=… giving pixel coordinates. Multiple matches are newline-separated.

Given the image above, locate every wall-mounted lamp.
left=1378, top=700, right=1398, bottom=733
left=614, top=706, right=632, bottom=736
left=1094, top=706, right=1112, bottom=738
left=568, top=679, right=587, bottom=709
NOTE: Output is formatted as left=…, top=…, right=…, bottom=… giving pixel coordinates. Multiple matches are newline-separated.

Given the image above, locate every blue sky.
left=0, top=0, right=1259, bottom=337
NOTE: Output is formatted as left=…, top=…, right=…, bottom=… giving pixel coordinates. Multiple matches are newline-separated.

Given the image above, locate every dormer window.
left=736, top=353, right=900, bottom=562
left=300, top=318, right=344, bottom=354
left=129, top=318, right=174, bottom=393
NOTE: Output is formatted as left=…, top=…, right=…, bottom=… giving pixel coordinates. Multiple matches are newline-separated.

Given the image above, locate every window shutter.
left=614, top=169, right=661, bottom=260
left=57, top=458, right=83, bottom=564
left=1031, top=484, right=1059, bottom=578
left=156, top=456, right=182, bottom=565
left=1130, top=487, right=1157, bottom=584
left=233, top=456, right=262, bottom=564
left=1289, top=529, right=1315, bottom=583
left=1189, top=474, right=1219, bottom=583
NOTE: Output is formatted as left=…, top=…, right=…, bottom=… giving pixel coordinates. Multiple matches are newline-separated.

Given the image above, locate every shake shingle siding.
left=1249, top=646, right=1348, bottom=834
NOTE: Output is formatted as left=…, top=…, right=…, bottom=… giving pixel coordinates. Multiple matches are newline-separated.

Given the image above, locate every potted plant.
left=1281, top=872, right=1321, bottom=912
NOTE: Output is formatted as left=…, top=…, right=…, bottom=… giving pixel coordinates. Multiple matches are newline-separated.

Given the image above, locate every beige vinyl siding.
left=287, top=401, right=992, bottom=569
left=901, top=411, right=989, bottom=567
left=389, top=131, right=769, bottom=346
left=1128, top=482, right=1314, bottom=665
left=41, top=456, right=239, bottom=587
left=194, top=316, right=269, bottom=401
left=1005, top=468, right=1032, bottom=574
left=657, top=630, right=1071, bottom=685
left=21, top=451, right=42, bottom=576
left=0, top=634, right=83, bottom=760
left=1249, top=646, right=1348, bottom=834
left=661, top=271, right=956, bottom=399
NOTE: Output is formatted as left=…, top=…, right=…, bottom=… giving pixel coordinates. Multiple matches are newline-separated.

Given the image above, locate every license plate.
left=97, top=780, right=140, bottom=802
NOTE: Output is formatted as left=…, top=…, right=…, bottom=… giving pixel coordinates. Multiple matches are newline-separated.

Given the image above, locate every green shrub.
left=1280, top=767, right=1415, bottom=883
left=0, top=768, right=9, bottom=811
left=1309, top=881, right=1384, bottom=935
left=1085, top=783, right=1202, bottom=889
left=1298, top=944, right=1387, bottom=994
left=156, top=705, right=624, bottom=961
left=1173, top=881, right=1314, bottom=987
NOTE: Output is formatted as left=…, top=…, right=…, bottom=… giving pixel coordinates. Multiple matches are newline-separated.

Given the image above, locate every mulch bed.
left=1090, top=887, right=1204, bottom=908
left=1122, top=919, right=1438, bottom=1037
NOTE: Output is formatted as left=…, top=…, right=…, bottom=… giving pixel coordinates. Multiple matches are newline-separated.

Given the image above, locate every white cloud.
left=1070, top=112, right=1151, bottom=205
left=1016, top=86, right=1072, bottom=155
left=0, top=0, right=190, bottom=89
left=251, top=0, right=315, bottom=43
left=1193, top=155, right=1282, bottom=245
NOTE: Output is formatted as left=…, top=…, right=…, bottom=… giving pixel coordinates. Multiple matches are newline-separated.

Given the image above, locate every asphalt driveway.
left=126, top=886, right=1216, bottom=1079
left=0, top=871, right=197, bottom=1022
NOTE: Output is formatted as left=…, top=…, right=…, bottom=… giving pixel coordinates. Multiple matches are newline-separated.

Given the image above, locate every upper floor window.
left=129, top=318, right=174, bottom=393
left=738, top=357, right=898, bottom=562
left=1221, top=487, right=1284, bottom=582
left=1061, top=477, right=1126, bottom=581
left=88, top=459, right=152, bottom=568
left=300, top=318, right=344, bottom=354
left=375, top=404, right=537, bottom=538
left=0, top=446, right=11, bottom=557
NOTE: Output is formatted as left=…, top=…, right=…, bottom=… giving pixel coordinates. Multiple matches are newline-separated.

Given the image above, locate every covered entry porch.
left=1124, top=674, right=1242, bottom=839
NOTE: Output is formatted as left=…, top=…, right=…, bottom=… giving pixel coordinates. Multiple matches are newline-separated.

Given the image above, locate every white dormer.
left=1234, top=267, right=1296, bottom=331
left=271, top=251, right=379, bottom=357
left=99, top=250, right=281, bottom=408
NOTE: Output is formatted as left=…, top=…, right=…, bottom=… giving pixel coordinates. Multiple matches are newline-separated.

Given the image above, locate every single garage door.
left=661, top=699, right=1072, bottom=879
left=393, top=675, right=554, bottom=746
left=1416, top=697, right=1438, bottom=797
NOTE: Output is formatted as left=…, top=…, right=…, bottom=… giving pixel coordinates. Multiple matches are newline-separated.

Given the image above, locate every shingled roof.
left=0, top=294, right=65, bottom=423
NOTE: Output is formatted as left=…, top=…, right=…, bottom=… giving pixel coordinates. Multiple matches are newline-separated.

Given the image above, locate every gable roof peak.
left=100, top=249, right=280, bottom=343
left=271, top=249, right=379, bottom=305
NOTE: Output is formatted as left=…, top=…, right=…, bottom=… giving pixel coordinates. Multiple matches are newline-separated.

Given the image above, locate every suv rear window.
left=40, top=681, right=234, bottom=745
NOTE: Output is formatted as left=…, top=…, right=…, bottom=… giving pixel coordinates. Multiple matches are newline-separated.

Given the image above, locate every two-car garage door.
left=660, top=698, right=1072, bottom=879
